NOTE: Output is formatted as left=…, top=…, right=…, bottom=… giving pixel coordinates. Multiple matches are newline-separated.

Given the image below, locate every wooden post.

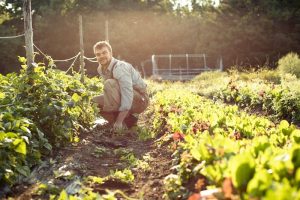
left=79, top=15, right=85, bottom=83
left=23, top=0, right=34, bottom=70
left=219, top=56, right=223, bottom=71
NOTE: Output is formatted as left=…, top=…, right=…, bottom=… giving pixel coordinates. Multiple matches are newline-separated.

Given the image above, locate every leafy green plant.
left=278, top=52, right=300, bottom=78
left=84, top=175, right=106, bottom=185
left=92, top=146, right=109, bottom=158
left=238, top=69, right=280, bottom=83
left=213, top=78, right=300, bottom=124
left=0, top=112, right=50, bottom=185
left=109, top=169, right=134, bottom=184
left=147, top=88, right=300, bottom=199
left=0, top=58, right=102, bottom=187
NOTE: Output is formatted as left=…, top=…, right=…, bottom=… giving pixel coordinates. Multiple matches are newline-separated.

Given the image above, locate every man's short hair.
left=93, top=41, right=112, bottom=53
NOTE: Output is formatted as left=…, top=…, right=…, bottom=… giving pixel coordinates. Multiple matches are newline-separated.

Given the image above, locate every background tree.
left=0, top=0, right=299, bottom=74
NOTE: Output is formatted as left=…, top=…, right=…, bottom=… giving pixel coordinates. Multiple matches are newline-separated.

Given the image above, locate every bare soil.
left=7, top=123, right=172, bottom=200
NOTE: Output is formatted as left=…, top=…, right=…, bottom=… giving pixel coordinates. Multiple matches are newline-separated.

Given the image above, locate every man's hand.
left=113, top=121, right=125, bottom=130
left=113, top=110, right=129, bottom=131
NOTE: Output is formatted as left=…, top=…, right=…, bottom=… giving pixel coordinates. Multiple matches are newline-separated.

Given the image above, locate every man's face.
left=94, top=46, right=112, bottom=66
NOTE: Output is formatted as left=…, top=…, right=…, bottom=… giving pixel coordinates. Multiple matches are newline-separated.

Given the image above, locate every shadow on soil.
left=8, top=123, right=172, bottom=200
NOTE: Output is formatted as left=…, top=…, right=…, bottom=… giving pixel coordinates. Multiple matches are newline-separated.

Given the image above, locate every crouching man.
left=92, top=41, right=149, bottom=130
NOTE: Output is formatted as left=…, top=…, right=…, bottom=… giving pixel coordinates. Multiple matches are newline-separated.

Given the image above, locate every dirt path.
left=8, top=123, right=172, bottom=200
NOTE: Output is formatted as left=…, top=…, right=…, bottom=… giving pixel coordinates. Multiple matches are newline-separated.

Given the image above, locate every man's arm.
left=114, top=110, right=129, bottom=129
left=112, top=62, right=134, bottom=129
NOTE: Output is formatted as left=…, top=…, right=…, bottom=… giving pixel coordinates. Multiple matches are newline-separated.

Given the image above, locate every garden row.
left=148, top=69, right=300, bottom=126
left=0, top=59, right=102, bottom=188
left=147, top=88, right=300, bottom=199
left=177, top=69, right=300, bottom=126
left=214, top=75, right=300, bottom=125
left=191, top=52, right=300, bottom=125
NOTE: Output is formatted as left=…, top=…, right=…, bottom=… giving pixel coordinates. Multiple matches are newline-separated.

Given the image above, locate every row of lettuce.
left=191, top=52, right=300, bottom=125
left=189, top=70, right=300, bottom=125
left=0, top=60, right=102, bottom=188
left=146, top=88, right=300, bottom=199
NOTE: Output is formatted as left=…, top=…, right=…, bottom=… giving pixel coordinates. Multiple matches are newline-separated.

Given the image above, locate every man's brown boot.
left=124, top=114, right=138, bottom=129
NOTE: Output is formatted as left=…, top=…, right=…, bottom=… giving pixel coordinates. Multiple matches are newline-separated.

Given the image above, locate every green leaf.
left=21, top=136, right=29, bottom=144
left=4, top=122, right=12, bottom=130
left=37, top=129, right=45, bottom=139
left=5, top=132, right=18, bottom=138
left=57, top=190, right=68, bottom=200
left=291, top=147, right=300, bottom=169
left=295, top=168, right=300, bottom=185
left=252, top=137, right=270, bottom=157
left=231, top=154, right=255, bottom=189
left=18, top=56, right=27, bottom=64
left=71, top=93, right=81, bottom=103
left=86, top=176, right=105, bottom=184
left=44, top=143, right=52, bottom=151
left=13, top=139, right=27, bottom=155
left=247, top=169, right=272, bottom=197
left=16, top=166, right=30, bottom=177
left=291, top=130, right=300, bottom=144
left=0, top=131, right=7, bottom=140
left=0, top=92, right=5, bottom=99
left=279, top=120, right=294, bottom=136
left=279, top=120, right=289, bottom=130
left=202, top=165, right=223, bottom=183
left=190, top=144, right=201, bottom=161
left=13, top=120, right=21, bottom=129
left=199, top=143, right=211, bottom=161
left=20, top=126, right=31, bottom=134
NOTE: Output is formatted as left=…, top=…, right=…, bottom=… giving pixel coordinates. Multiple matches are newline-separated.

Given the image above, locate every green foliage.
left=109, top=169, right=134, bottom=184
left=0, top=59, right=102, bottom=187
left=137, top=126, right=153, bottom=141
left=92, top=146, right=109, bottom=158
left=264, top=180, right=300, bottom=200
left=192, top=71, right=227, bottom=81
left=54, top=188, right=135, bottom=200
left=147, top=87, right=300, bottom=199
left=0, top=114, right=49, bottom=185
left=191, top=71, right=230, bottom=97
left=210, top=74, right=300, bottom=124
left=238, top=69, right=281, bottom=84
left=85, top=176, right=106, bottom=185
left=278, top=52, right=300, bottom=78
left=230, top=153, right=255, bottom=190
left=11, top=64, right=98, bottom=144
left=246, top=169, right=272, bottom=197
left=114, top=148, right=151, bottom=171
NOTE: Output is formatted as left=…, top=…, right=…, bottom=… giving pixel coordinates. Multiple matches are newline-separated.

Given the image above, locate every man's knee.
left=100, top=110, right=118, bottom=124
left=104, top=79, right=119, bottom=91
left=92, top=95, right=104, bottom=106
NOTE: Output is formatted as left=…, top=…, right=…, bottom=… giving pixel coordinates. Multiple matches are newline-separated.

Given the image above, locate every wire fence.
left=0, top=33, right=25, bottom=39
left=0, top=31, right=98, bottom=75
left=0, top=32, right=177, bottom=79
left=33, top=44, right=89, bottom=74
left=84, top=56, right=97, bottom=63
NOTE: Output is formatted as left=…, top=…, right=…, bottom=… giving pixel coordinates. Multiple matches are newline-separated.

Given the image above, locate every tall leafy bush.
left=278, top=53, right=300, bottom=78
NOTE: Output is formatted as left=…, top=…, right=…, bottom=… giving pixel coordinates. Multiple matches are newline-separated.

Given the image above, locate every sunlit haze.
left=173, top=0, right=220, bottom=10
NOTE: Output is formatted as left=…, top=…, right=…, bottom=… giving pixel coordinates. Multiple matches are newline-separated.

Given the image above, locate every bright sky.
left=173, top=0, right=220, bottom=10
left=0, top=1, right=12, bottom=9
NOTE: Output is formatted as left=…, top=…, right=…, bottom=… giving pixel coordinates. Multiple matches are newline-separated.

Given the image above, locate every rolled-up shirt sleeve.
left=113, top=63, right=133, bottom=111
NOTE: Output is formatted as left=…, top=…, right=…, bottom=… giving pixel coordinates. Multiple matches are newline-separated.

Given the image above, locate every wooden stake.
left=23, top=0, right=34, bottom=70
left=79, top=15, right=85, bottom=83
